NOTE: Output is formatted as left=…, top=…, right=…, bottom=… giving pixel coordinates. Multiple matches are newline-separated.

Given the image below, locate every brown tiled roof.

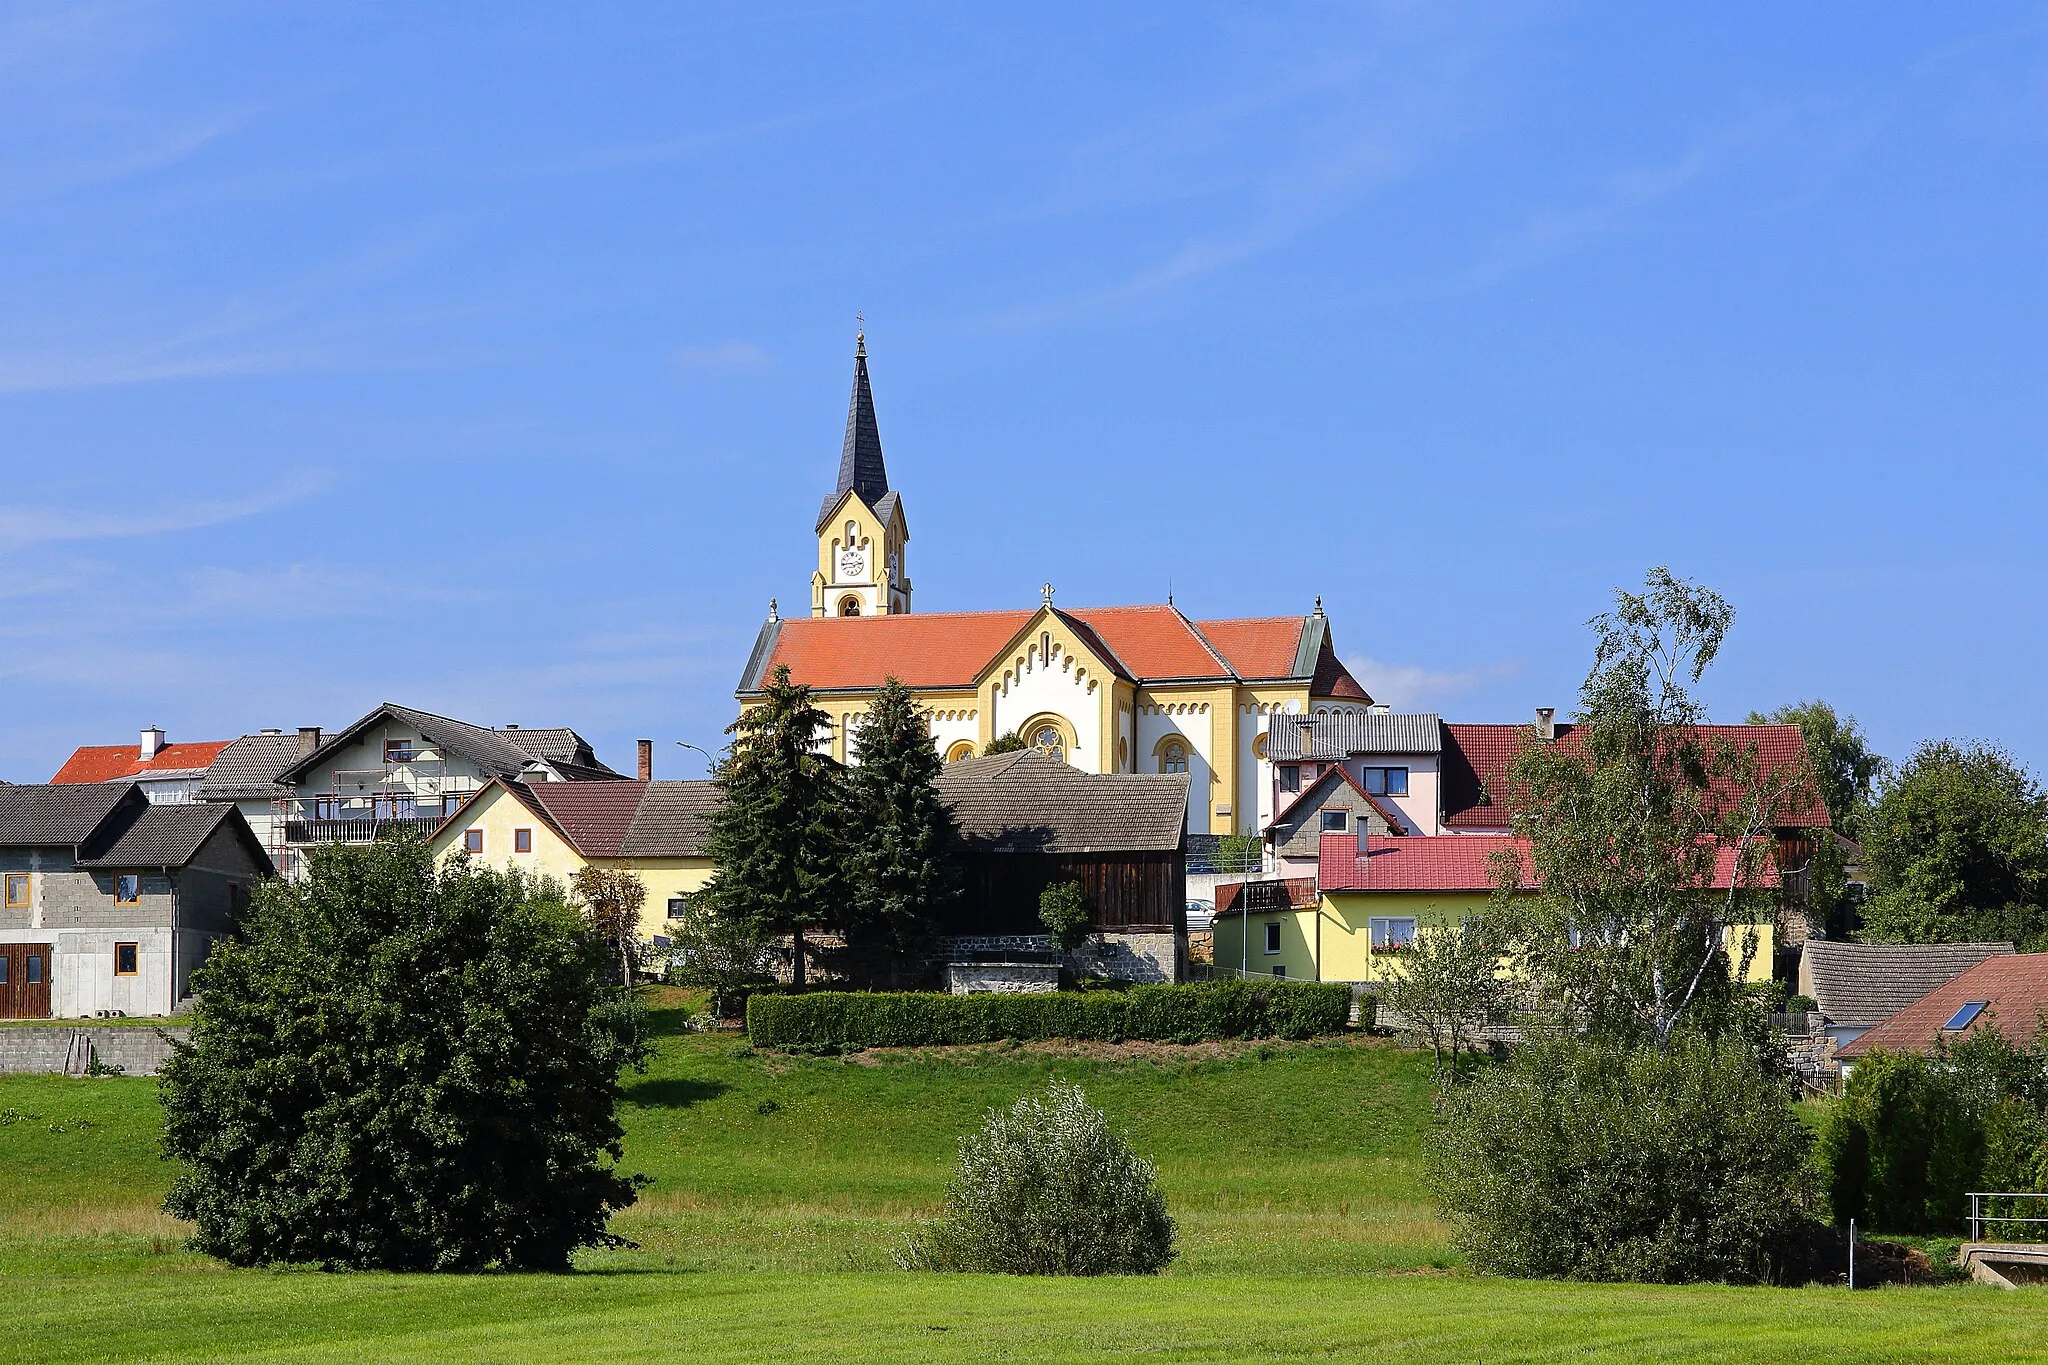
left=522, top=781, right=648, bottom=857
left=1837, top=952, right=2048, bottom=1058
left=1800, top=940, right=2017, bottom=1031
left=433, top=778, right=720, bottom=861
left=619, top=781, right=720, bottom=859
left=0, top=783, right=141, bottom=847
left=935, top=751, right=1189, bottom=854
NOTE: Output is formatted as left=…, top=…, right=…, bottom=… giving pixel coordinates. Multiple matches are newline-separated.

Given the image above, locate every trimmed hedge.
left=746, top=980, right=1358, bottom=1050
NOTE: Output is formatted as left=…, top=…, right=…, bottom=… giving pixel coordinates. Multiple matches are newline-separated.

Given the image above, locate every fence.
left=1969, top=1192, right=2048, bottom=1244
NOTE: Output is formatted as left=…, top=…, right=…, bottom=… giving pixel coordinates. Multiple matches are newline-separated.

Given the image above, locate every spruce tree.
left=703, top=664, right=846, bottom=985
left=846, top=676, right=961, bottom=950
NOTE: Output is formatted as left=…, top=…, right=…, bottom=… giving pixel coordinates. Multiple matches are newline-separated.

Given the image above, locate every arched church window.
left=839, top=597, right=861, bottom=617
left=1029, top=724, right=1066, bottom=762
left=1160, top=741, right=1189, bottom=774
left=945, top=740, right=976, bottom=763
left=845, top=521, right=859, bottom=546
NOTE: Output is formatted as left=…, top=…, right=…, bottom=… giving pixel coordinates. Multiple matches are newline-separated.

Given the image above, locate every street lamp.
left=674, top=740, right=714, bottom=776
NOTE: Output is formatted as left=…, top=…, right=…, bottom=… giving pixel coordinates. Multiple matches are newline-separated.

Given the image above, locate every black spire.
left=835, top=330, right=889, bottom=507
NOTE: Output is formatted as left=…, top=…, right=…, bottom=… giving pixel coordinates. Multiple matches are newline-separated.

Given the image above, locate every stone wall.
left=946, top=962, right=1061, bottom=995
left=939, top=930, right=1184, bottom=984
left=0, top=1025, right=189, bottom=1076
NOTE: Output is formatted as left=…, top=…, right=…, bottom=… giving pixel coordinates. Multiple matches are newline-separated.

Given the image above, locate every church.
left=737, top=334, right=1377, bottom=838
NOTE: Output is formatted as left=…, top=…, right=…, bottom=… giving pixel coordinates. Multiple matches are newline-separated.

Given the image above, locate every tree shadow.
left=621, top=1077, right=729, bottom=1109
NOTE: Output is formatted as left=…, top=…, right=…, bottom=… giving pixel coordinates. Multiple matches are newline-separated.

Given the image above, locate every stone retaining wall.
left=0, top=1025, right=188, bottom=1076
left=945, top=962, right=1061, bottom=995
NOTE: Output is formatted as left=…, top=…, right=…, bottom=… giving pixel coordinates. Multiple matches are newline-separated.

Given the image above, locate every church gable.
left=983, top=608, right=1120, bottom=771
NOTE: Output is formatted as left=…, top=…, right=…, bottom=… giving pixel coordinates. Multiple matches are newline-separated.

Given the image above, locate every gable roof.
left=1440, top=722, right=1826, bottom=830
left=740, top=604, right=1371, bottom=700
left=1318, top=832, right=1777, bottom=895
left=51, top=740, right=235, bottom=785
left=199, top=732, right=313, bottom=801
left=1837, top=952, right=2048, bottom=1058
left=0, top=783, right=143, bottom=847
left=277, top=703, right=617, bottom=786
left=935, top=750, right=1189, bottom=854
left=1266, top=713, right=1443, bottom=761
left=1268, top=765, right=1410, bottom=835
left=78, top=802, right=273, bottom=874
left=433, top=778, right=721, bottom=861
left=1800, top=940, right=2017, bottom=1031
left=620, top=781, right=721, bottom=859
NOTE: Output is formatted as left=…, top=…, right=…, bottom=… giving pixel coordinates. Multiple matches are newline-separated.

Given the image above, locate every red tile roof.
left=752, top=605, right=1345, bottom=693
left=1318, top=833, right=1778, bottom=894
left=1196, top=617, right=1303, bottom=679
left=1837, top=953, right=2048, bottom=1058
left=523, top=780, right=649, bottom=857
left=51, top=741, right=235, bottom=784
left=1440, top=723, right=1826, bottom=830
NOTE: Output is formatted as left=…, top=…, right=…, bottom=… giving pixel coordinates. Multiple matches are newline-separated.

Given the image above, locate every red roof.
left=1319, top=833, right=1778, bottom=894
left=752, top=605, right=1360, bottom=695
left=51, top=741, right=234, bottom=784
left=521, top=780, right=648, bottom=857
left=1441, top=723, right=1825, bottom=830
left=1838, top=953, right=2048, bottom=1059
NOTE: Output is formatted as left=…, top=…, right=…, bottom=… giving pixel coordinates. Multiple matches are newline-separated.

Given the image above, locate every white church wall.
left=926, top=707, right=979, bottom=759
left=989, top=638, right=1104, bottom=773
left=1135, top=701, right=1215, bottom=831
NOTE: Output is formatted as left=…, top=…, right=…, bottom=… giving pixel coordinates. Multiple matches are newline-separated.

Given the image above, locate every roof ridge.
left=1172, top=606, right=1239, bottom=679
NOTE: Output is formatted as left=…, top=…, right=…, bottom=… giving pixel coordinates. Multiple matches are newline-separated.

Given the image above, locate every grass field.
left=2, top=992, right=2043, bottom=1362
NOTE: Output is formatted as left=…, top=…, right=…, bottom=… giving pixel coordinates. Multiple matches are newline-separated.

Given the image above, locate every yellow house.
left=1212, top=833, right=1773, bottom=986
left=428, top=778, right=718, bottom=942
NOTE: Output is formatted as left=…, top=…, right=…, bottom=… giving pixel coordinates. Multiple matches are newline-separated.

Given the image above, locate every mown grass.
left=4, top=991, right=2048, bottom=1361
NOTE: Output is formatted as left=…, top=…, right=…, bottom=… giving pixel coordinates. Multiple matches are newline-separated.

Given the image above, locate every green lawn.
left=2, top=993, right=2045, bottom=1362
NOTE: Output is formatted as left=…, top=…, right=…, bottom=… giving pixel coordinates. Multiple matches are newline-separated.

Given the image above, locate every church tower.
left=811, top=330, right=910, bottom=617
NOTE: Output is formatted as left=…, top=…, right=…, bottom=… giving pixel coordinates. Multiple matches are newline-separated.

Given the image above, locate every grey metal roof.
left=1800, top=940, right=2018, bottom=1029
left=1265, top=713, right=1443, bottom=761
left=0, top=783, right=139, bottom=847
left=78, top=802, right=269, bottom=872
left=198, top=732, right=309, bottom=800
left=815, top=336, right=891, bottom=533
left=619, top=780, right=721, bottom=858
left=936, top=751, right=1189, bottom=855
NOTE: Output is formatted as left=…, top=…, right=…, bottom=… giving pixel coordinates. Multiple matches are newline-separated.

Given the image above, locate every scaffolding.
left=270, top=733, right=477, bottom=878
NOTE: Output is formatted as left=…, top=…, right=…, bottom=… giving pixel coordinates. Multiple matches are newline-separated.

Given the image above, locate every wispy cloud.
left=675, top=340, right=768, bottom=370
left=0, top=473, right=328, bottom=547
left=1347, top=654, right=1522, bottom=711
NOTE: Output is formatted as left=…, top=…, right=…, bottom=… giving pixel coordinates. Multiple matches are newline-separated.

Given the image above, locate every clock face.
left=838, top=547, right=868, bottom=581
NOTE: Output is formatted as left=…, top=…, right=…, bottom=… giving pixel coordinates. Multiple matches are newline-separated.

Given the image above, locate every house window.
left=1264, top=922, right=1282, bottom=954
left=116, top=875, right=140, bottom=905
left=1369, top=917, right=1417, bottom=951
left=25, top=954, right=41, bottom=984
left=3, top=873, right=28, bottom=909
left=1272, top=963, right=1287, bottom=978
left=463, top=829, right=483, bottom=854
left=1160, top=741, right=1189, bottom=775
left=1278, top=765, right=1300, bottom=793
left=1363, top=768, right=1409, bottom=797
left=114, top=942, right=139, bottom=976
left=514, top=828, right=533, bottom=853
left=384, top=738, right=416, bottom=763
left=1320, top=810, right=1348, bottom=833
left=667, top=897, right=690, bottom=920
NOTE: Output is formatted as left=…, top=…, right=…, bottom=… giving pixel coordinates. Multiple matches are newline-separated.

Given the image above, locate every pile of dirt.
left=1769, top=1221, right=1944, bottom=1287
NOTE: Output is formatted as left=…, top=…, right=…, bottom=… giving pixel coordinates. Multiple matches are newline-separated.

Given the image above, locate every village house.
left=1836, top=951, right=2048, bottom=1069
left=0, top=783, right=269, bottom=1019
left=1797, top=939, right=2016, bottom=1054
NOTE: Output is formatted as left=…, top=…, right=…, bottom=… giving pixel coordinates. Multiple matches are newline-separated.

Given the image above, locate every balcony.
left=282, top=795, right=465, bottom=846
left=285, top=814, right=447, bottom=845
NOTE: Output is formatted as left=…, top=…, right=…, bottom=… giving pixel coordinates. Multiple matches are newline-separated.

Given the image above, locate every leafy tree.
left=1491, top=568, right=1802, bottom=1047
left=703, top=664, right=847, bottom=985
left=844, top=677, right=961, bottom=949
left=1858, top=740, right=2048, bottom=949
left=1038, top=880, right=1090, bottom=952
left=1373, top=914, right=1510, bottom=1079
left=573, top=865, right=647, bottom=985
left=1213, top=831, right=1263, bottom=875
left=160, top=839, right=647, bottom=1270
left=981, top=731, right=1028, bottom=755
left=1428, top=1034, right=1813, bottom=1283
left=663, top=893, right=774, bottom=1019
left=898, top=1081, right=1176, bottom=1275
left=1747, top=699, right=1885, bottom=838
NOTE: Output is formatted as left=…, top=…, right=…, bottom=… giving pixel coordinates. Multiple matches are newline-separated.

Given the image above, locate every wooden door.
left=0, top=945, right=52, bottom=1019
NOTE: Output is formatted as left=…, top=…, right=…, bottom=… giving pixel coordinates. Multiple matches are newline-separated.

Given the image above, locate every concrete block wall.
left=0, top=1025, right=189, bottom=1076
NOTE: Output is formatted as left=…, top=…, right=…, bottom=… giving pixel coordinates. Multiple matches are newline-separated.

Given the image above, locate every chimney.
left=1535, top=707, right=1556, bottom=741
left=637, top=739, right=653, bottom=781
left=139, top=726, right=166, bottom=760
left=297, top=726, right=323, bottom=755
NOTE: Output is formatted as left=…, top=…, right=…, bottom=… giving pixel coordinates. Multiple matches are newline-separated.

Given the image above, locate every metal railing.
left=1969, top=1192, right=2048, bottom=1244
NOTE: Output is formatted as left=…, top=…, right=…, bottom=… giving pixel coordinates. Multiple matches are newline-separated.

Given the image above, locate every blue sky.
left=3, top=3, right=2045, bottom=782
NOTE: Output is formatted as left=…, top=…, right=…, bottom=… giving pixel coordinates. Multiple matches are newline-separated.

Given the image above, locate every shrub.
left=159, top=840, right=648, bottom=1271
left=1038, top=881, right=1090, bottom=952
left=746, top=980, right=1354, bottom=1049
left=1427, top=1034, right=1814, bottom=1283
left=898, top=1081, right=1176, bottom=1274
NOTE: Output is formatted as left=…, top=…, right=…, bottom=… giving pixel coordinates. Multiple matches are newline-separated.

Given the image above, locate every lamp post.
left=674, top=740, right=714, bottom=777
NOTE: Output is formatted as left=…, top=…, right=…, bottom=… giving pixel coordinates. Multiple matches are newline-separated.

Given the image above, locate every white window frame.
left=1263, top=921, right=1282, bottom=954
left=1319, top=809, right=1348, bottom=833
left=1369, top=916, right=1417, bottom=951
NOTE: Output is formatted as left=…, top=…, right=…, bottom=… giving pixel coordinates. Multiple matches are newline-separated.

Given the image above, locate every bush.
left=1038, top=880, right=1090, bottom=952
left=159, top=840, right=648, bottom=1271
left=1427, top=1034, right=1814, bottom=1283
left=897, top=1081, right=1176, bottom=1274
left=746, top=980, right=1354, bottom=1049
